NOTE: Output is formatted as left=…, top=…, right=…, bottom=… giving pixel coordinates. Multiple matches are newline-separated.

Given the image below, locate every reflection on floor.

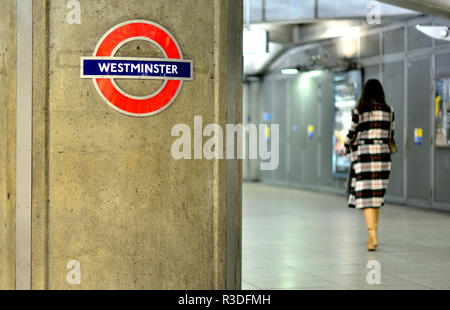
left=242, top=182, right=450, bottom=290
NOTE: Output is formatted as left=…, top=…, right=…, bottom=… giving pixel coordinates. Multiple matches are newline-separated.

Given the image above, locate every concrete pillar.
left=0, top=0, right=17, bottom=290
left=2, top=0, right=242, bottom=289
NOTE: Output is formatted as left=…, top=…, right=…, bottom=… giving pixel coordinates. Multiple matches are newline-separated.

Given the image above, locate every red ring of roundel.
left=94, top=22, right=182, bottom=115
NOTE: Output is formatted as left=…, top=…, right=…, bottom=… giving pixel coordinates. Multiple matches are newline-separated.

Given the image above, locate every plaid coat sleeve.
left=343, top=109, right=359, bottom=154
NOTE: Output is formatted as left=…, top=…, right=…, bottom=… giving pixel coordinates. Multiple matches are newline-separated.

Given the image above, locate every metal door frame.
left=16, top=0, right=33, bottom=290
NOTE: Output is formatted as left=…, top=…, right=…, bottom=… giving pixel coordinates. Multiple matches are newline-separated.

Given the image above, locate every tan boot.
left=363, top=208, right=378, bottom=251
left=374, top=208, right=380, bottom=247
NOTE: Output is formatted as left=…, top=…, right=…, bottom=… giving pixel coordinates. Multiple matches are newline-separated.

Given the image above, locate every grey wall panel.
left=434, top=53, right=450, bottom=204
left=249, top=81, right=261, bottom=181
left=406, top=58, right=431, bottom=202
left=407, top=24, right=432, bottom=50
left=364, top=64, right=381, bottom=83
left=273, top=79, right=288, bottom=182
left=360, top=34, right=380, bottom=58
left=434, top=160, right=450, bottom=205
left=383, top=28, right=405, bottom=55
left=243, top=81, right=261, bottom=182
left=302, top=75, right=319, bottom=185
left=243, top=83, right=250, bottom=181
left=434, top=149, right=450, bottom=204
left=435, top=53, right=450, bottom=78
left=259, top=78, right=274, bottom=181
left=318, top=73, right=336, bottom=187
left=288, top=76, right=303, bottom=185
left=382, top=61, right=405, bottom=198
left=434, top=38, right=450, bottom=47
left=298, top=77, right=308, bottom=185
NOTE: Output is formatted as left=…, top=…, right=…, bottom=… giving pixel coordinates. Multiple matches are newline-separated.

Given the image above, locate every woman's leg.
left=363, top=208, right=378, bottom=251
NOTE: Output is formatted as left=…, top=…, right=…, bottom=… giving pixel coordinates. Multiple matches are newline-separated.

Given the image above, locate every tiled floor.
left=242, top=182, right=450, bottom=290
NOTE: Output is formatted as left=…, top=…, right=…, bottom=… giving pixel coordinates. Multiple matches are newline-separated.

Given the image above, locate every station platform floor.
left=242, top=182, right=450, bottom=290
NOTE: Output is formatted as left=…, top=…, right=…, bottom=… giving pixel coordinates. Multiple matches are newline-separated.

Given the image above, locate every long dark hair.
left=356, top=79, right=387, bottom=113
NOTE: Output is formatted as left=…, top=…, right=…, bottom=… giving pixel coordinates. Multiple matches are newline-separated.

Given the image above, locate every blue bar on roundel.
left=81, top=57, right=193, bottom=80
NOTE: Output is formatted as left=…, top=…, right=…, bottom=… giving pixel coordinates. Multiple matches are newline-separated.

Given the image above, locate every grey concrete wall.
left=0, top=0, right=16, bottom=290
left=20, top=0, right=242, bottom=290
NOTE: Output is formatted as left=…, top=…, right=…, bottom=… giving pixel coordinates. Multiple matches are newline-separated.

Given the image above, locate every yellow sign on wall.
left=414, top=128, right=423, bottom=145
left=307, top=125, right=314, bottom=139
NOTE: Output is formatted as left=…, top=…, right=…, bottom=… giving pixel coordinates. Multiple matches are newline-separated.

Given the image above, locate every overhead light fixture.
left=415, top=25, right=450, bottom=41
left=281, top=68, right=299, bottom=75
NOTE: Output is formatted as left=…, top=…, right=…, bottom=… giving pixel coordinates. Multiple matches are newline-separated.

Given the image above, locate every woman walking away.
left=343, top=79, right=395, bottom=251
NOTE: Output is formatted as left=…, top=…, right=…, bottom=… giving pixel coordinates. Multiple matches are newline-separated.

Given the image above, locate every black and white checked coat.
left=344, top=103, right=394, bottom=209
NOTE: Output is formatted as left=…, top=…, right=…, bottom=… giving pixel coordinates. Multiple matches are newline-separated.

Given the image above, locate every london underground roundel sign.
left=80, top=20, right=193, bottom=117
